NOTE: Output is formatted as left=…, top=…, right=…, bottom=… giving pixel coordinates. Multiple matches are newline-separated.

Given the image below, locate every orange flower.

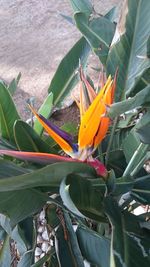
left=0, top=69, right=116, bottom=178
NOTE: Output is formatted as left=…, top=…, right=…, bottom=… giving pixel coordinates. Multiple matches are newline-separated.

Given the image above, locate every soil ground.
left=0, top=0, right=120, bottom=122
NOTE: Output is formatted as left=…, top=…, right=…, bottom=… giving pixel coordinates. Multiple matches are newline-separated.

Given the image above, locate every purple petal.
left=39, top=114, right=74, bottom=145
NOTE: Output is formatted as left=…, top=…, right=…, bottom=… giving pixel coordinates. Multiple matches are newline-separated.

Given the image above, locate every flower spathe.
left=0, top=70, right=116, bottom=178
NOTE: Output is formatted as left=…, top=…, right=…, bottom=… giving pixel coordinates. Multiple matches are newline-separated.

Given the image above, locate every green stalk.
left=105, top=116, right=119, bottom=167
left=123, top=143, right=149, bottom=177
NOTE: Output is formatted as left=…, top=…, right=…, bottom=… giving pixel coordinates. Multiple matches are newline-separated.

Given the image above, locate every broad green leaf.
left=60, top=174, right=106, bottom=221
left=136, top=111, right=150, bottom=144
left=0, top=162, right=96, bottom=192
left=11, top=217, right=35, bottom=258
left=122, top=113, right=150, bottom=164
left=107, top=0, right=150, bottom=101
left=48, top=253, right=59, bottom=267
left=0, top=189, right=48, bottom=226
left=129, top=68, right=150, bottom=97
left=108, top=84, right=150, bottom=119
left=16, top=218, right=36, bottom=267
left=0, top=234, right=11, bottom=267
left=33, top=93, right=53, bottom=136
left=60, top=177, right=85, bottom=218
left=31, top=251, right=53, bottom=267
left=106, top=150, right=127, bottom=177
left=0, top=159, right=30, bottom=178
left=63, top=211, right=85, bottom=267
left=0, top=81, right=20, bottom=142
left=105, top=196, right=150, bottom=267
left=112, top=176, right=133, bottom=196
left=131, top=175, right=150, bottom=204
left=7, top=72, right=21, bottom=95
left=48, top=37, right=90, bottom=107
left=0, top=137, right=17, bottom=151
left=0, top=226, right=6, bottom=240
left=60, top=13, right=74, bottom=25
left=105, top=6, right=117, bottom=22
left=74, top=13, right=116, bottom=64
left=77, top=225, right=110, bottom=267
left=0, top=214, right=11, bottom=235
left=147, top=36, right=150, bottom=58
left=56, top=224, right=84, bottom=267
left=46, top=204, right=59, bottom=228
left=14, top=120, right=55, bottom=153
left=69, top=0, right=93, bottom=15
left=12, top=225, right=28, bottom=255
left=122, top=127, right=140, bottom=163
left=17, top=250, right=34, bottom=267
left=18, top=218, right=35, bottom=251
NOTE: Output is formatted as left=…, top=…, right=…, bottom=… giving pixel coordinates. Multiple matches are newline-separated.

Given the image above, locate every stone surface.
left=0, top=0, right=120, bottom=118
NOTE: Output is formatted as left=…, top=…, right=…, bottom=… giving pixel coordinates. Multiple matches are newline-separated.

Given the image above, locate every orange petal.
left=93, top=117, right=110, bottom=148
left=29, top=105, right=73, bottom=154
left=78, top=77, right=112, bottom=148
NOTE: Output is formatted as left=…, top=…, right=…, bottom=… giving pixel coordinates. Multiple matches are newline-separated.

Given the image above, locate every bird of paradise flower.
left=0, top=69, right=116, bottom=178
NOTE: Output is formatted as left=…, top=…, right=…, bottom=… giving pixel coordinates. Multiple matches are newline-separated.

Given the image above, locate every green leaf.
left=17, top=250, right=34, bottom=267
left=12, top=217, right=35, bottom=256
left=0, top=137, right=17, bottom=150
left=48, top=37, right=90, bottom=107
left=113, top=177, right=133, bottom=196
left=107, top=0, right=150, bottom=101
left=16, top=218, right=36, bottom=267
left=77, top=225, right=110, bottom=267
left=130, top=68, right=150, bottom=96
left=105, top=6, right=117, bottom=22
left=108, top=84, right=150, bottom=119
left=0, top=226, right=6, bottom=241
left=60, top=13, right=74, bottom=25
left=147, top=36, right=150, bottom=58
left=0, top=189, right=48, bottom=227
left=0, top=214, right=11, bottom=235
left=63, top=211, right=85, bottom=267
left=12, top=226, right=28, bottom=255
left=131, top=175, right=150, bottom=204
left=14, top=120, right=55, bottom=153
left=33, top=93, right=53, bottom=136
left=18, top=218, right=35, bottom=251
left=106, top=150, right=127, bottom=177
left=46, top=204, right=59, bottom=228
left=105, top=196, right=150, bottom=267
left=0, top=234, right=11, bottom=267
left=31, top=251, right=53, bottom=267
left=122, top=127, right=140, bottom=163
left=0, top=162, right=96, bottom=192
left=60, top=174, right=106, bottom=221
left=56, top=224, right=84, bottom=267
left=74, top=13, right=116, bottom=64
left=0, top=159, right=30, bottom=178
left=69, top=0, right=93, bottom=15
left=0, top=81, right=20, bottom=142
left=136, top=111, right=150, bottom=144
left=7, top=72, right=21, bottom=95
